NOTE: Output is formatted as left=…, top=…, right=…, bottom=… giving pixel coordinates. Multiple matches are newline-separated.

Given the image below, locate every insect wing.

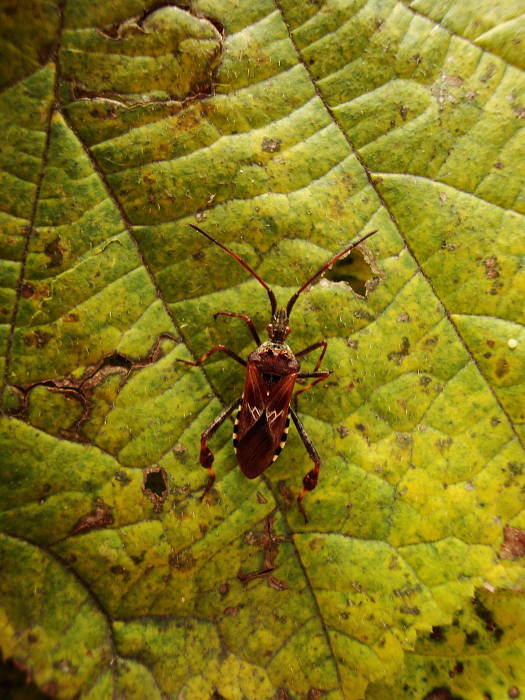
left=235, top=365, right=296, bottom=478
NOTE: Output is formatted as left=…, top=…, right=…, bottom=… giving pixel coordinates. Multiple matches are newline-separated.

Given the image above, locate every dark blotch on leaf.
left=169, top=551, right=196, bottom=571
left=429, top=626, right=445, bottom=642
left=423, top=688, right=463, bottom=700
left=44, top=237, right=64, bottom=268
left=449, top=661, right=464, bottom=677
left=465, top=630, right=479, bottom=645
left=24, top=330, right=53, bottom=349
left=388, top=337, right=410, bottom=365
left=21, top=281, right=35, bottom=298
left=273, top=689, right=292, bottom=700
left=473, top=595, right=504, bottom=641
left=495, top=357, right=509, bottom=377
left=354, top=308, right=375, bottom=321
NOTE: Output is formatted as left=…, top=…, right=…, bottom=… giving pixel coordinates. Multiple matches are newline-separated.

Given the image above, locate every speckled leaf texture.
left=0, top=1, right=524, bottom=699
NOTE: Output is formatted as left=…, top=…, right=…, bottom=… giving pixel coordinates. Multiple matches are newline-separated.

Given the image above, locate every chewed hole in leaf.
left=325, top=247, right=377, bottom=296
left=143, top=467, right=168, bottom=503
left=0, top=658, right=49, bottom=699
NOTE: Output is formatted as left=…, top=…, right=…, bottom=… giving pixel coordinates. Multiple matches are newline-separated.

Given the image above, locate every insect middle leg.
left=177, top=344, right=246, bottom=368
left=295, top=340, right=327, bottom=372
left=295, top=370, right=332, bottom=401
left=214, top=311, right=261, bottom=345
left=199, top=398, right=242, bottom=499
left=289, top=407, right=320, bottom=523
left=294, top=340, right=331, bottom=402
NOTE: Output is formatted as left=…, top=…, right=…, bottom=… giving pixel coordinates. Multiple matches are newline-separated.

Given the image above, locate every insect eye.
left=267, top=324, right=273, bottom=332
left=286, top=326, right=290, bottom=334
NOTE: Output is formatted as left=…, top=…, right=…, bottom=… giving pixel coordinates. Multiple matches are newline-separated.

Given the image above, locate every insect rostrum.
left=179, top=224, right=377, bottom=522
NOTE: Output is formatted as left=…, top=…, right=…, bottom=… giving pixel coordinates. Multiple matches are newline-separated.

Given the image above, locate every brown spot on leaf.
left=169, top=551, right=196, bottom=571
left=267, top=575, right=289, bottom=591
left=388, top=337, right=410, bottom=365
left=423, top=689, right=461, bottom=700
left=21, top=281, right=35, bottom=298
left=70, top=500, right=113, bottom=535
left=448, top=661, right=464, bottom=677
left=44, top=237, right=64, bottom=268
left=307, top=690, right=323, bottom=700
left=224, top=606, right=239, bottom=616
left=24, top=330, right=53, bottom=348
left=508, top=688, right=520, bottom=699
left=262, top=137, right=281, bottom=152
left=499, top=525, right=525, bottom=560
left=41, top=681, right=58, bottom=696
left=495, top=357, right=509, bottom=377
left=483, top=256, right=500, bottom=279
left=273, top=689, right=292, bottom=700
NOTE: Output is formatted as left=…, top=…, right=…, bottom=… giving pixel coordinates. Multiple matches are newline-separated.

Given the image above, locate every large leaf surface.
left=0, top=1, right=524, bottom=698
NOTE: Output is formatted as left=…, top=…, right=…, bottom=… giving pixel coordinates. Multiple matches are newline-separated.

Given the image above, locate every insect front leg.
left=177, top=344, right=246, bottom=368
left=289, top=407, right=320, bottom=523
left=199, top=398, right=242, bottom=500
left=214, top=311, right=261, bottom=345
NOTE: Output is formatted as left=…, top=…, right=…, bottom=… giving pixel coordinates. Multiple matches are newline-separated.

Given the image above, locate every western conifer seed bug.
left=179, top=224, right=377, bottom=521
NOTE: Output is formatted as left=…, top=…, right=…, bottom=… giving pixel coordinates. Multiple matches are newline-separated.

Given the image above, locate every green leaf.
left=1, top=2, right=524, bottom=698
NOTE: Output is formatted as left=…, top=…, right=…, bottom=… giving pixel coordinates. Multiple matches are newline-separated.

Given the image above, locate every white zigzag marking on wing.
left=266, top=409, right=283, bottom=426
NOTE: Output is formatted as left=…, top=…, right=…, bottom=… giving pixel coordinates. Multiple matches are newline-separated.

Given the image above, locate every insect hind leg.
left=289, top=407, right=321, bottom=523
left=199, top=398, right=241, bottom=500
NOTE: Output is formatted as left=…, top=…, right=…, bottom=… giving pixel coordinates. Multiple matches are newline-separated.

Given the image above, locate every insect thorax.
left=248, top=341, right=300, bottom=375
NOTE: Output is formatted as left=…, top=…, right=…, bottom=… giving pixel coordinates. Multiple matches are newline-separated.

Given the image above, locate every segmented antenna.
left=189, top=224, right=277, bottom=315
left=286, top=230, right=378, bottom=317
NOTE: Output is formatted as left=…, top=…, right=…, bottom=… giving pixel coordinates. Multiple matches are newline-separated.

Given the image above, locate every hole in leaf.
left=143, top=467, right=168, bottom=503
left=325, top=247, right=376, bottom=296
left=0, top=657, right=50, bottom=699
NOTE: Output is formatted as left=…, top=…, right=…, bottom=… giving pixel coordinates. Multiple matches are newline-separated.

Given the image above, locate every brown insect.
left=179, top=224, right=377, bottom=520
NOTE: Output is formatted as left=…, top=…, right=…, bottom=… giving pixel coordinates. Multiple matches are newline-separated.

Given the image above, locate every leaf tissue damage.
left=64, top=3, right=225, bottom=104
left=0, top=0, right=524, bottom=699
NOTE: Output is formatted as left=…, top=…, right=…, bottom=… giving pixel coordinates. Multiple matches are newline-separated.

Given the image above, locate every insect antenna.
left=189, top=224, right=277, bottom=315
left=285, top=229, right=378, bottom=317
